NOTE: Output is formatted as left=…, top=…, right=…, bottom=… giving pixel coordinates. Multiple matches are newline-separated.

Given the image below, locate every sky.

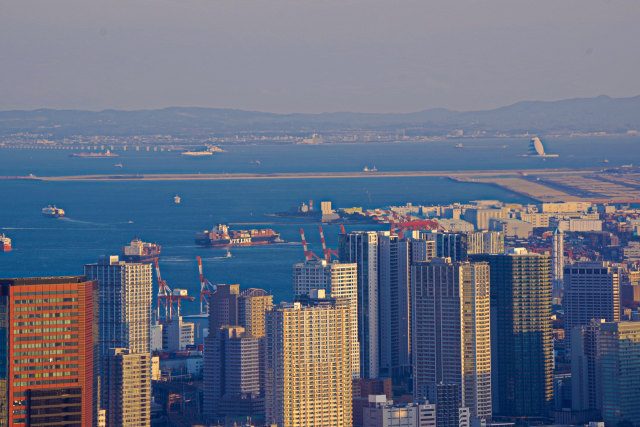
left=1, top=0, right=639, bottom=114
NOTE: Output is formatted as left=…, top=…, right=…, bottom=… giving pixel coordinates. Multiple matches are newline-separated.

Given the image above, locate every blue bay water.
left=0, top=136, right=637, bottom=313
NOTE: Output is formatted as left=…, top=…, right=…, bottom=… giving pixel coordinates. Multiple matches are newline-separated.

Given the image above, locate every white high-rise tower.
left=552, top=228, right=564, bottom=298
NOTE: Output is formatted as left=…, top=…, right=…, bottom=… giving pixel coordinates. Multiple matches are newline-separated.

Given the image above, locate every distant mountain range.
left=1, top=95, right=639, bottom=137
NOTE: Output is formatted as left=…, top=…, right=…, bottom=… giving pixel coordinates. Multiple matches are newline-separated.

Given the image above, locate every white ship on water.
left=42, top=205, right=65, bottom=218
left=181, top=145, right=225, bottom=157
left=523, top=137, right=559, bottom=158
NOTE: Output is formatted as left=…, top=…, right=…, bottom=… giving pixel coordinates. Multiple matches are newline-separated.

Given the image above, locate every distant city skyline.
left=2, top=0, right=640, bottom=113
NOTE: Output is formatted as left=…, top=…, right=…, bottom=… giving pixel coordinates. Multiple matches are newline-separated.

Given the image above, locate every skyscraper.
left=103, top=349, right=151, bottom=427
left=339, top=231, right=379, bottom=379
left=0, top=276, right=98, bottom=427
left=598, top=321, right=640, bottom=426
left=208, top=284, right=240, bottom=332
left=238, top=288, right=273, bottom=338
left=84, top=255, right=153, bottom=426
left=563, top=262, right=620, bottom=357
left=203, top=326, right=262, bottom=421
left=84, top=255, right=153, bottom=357
left=571, top=318, right=604, bottom=413
left=265, top=294, right=353, bottom=427
left=466, top=230, right=504, bottom=255
left=378, top=232, right=406, bottom=379
left=422, top=231, right=469, bottom=262
left=412, top=258, right=492, bottom=421
left=470, top=250, right=553, bottom=419
left=208, top=284, right=272, bottom=337
left=293, top=259, right=360, bottom=378
left=552, top=228, right=564, bottom=297
left=426, top=383, right=467, bottom=427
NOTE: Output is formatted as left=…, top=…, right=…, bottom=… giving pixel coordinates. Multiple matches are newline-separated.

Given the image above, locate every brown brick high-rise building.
left=0, top=276, right=98, bottom=427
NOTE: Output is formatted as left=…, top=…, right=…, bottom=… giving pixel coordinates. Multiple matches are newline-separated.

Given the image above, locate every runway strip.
left=25, top=168, right=598, bottom=182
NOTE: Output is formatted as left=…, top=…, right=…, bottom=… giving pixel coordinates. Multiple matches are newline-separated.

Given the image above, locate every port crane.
left=153, top=259, right=195, bottom=323
left=299, top=227, right=340, bottom=262
left=299, top=228, right=322, bottom=261
left=197, top=256, right=217, bottom=315
left=318, top=226, right=339, bottom=262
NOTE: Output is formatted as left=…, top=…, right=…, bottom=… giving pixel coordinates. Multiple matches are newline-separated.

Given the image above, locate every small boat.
left=42, top=205, right=65, bottom=218
left=0, top=233, right=11, bottom=252
left=174, top=195, right=181, bottom=204
left=114, top=163, right=123, bottom=168
left=225, top=248, right=232, bottom=258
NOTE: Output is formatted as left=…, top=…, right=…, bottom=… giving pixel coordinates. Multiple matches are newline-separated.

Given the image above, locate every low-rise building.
left=363, top=395, right=436, bottom=427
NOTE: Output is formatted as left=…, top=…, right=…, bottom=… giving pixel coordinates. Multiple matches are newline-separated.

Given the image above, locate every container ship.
left=122, top=238, right=161, bottom=263
left=0, top=234, right=11, bottom=252
left=196, top=224, right=283, bottom=247
left=71, top=150, right=119, bottom=158
left=42, top=205, right=65, bottom=218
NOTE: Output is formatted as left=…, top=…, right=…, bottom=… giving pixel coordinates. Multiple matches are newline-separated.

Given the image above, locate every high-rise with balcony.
left=339, top=231, right=379, bottom=379
left=0, top=276, right=98, bottom=427
left=470, top=250, right=553, bottom=419
left=412, top=258, right=492, bottom=422
left=293, top=259, right=359, bottom=378
left=208, top=284, right=273, bottom=337
left=103, top=349, right=150, bottom=426
left=265, top=293, right=353, bottom=427
left=203, top=326, right=262, bottom=422
left=563, top=262, right=620, bottom=357
left=84, top=255, right=153, bottom=358
left=84, top=255, right=153, bottom=427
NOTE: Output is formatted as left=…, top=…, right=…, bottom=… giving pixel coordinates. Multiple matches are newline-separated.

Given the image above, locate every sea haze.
left=0, top=136, right=637, bottom=313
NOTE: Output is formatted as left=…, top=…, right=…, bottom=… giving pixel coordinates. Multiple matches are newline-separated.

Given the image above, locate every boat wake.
left=59, top=217, right=106, bottom=226
left=201, top=255, right=233, bottom=261
left=159, top=257, right=191, bottom=263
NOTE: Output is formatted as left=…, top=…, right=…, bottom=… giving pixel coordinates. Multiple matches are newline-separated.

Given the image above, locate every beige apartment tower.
left=104, top=348, right=151, bottom=427
left=293, top=259, right=360, bottom=378
left=265, top=295, right=353, bottom=427
left=238, top=288, right=274, bottom=338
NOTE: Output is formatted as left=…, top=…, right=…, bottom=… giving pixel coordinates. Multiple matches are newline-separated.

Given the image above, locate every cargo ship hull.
left=122, top=239, right=161, bottom=263
left=196, top=224, right=282, bottom=247
left=196, top=234, right=282, bottom=247
left=121, top=254, right=160, bottom=263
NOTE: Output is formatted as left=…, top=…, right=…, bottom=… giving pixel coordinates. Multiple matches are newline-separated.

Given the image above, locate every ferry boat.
left=196, top=224, right=283, bottom=247
left=0, top=234, right=11, bottom=252
left=42, top=205, right=65, bottom=218
left=121, top=238, right=161, bottom=263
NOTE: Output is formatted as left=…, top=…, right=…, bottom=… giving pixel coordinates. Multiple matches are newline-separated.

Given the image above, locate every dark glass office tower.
left=470, top=250, right=553, bottom=420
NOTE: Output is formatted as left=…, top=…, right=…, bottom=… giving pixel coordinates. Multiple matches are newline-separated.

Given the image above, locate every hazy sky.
left=2, top=0, right=639, bottom=113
